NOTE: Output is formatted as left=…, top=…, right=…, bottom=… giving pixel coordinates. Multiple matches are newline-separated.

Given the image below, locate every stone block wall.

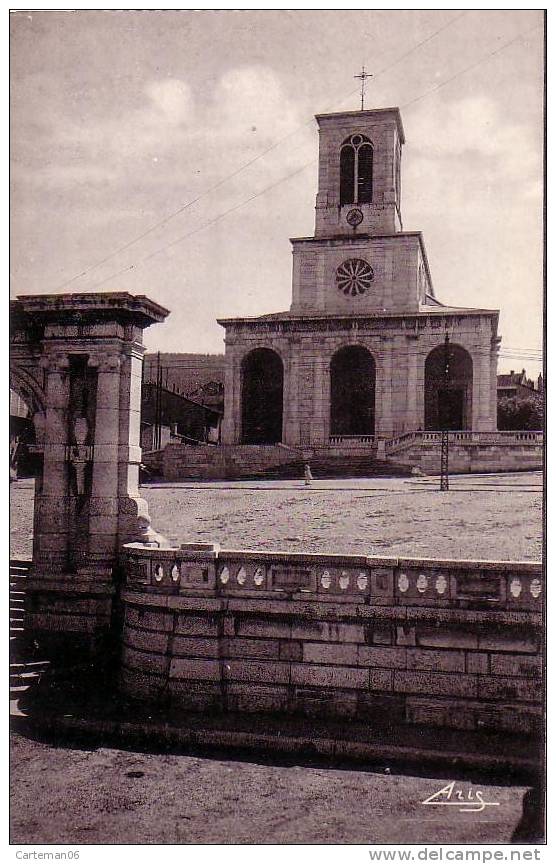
left=25, top=584, right=114, bottom=654
left=390, top=436, right=543, bottom=475
left=120, top=546, right=542, bottom=741
left=161, top=443, right=301, bottom=480
left=290, top=234, right=424, bottom=316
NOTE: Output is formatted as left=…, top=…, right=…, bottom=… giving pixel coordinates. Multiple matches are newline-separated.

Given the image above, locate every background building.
left=497, top=369, right=542, bottom=402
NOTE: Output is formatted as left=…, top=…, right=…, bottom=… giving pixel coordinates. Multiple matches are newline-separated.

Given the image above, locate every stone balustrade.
left=384, top=429, right=543, bottom=474
left=386, top=429, right=543, bottom=454
left=328, top=435, right=376, bottom=446
left=120, top=542, right=542, bottom=743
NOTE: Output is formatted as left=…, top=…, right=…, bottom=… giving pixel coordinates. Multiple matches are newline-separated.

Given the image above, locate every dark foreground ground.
left=10, top=730, right=530, bottom=844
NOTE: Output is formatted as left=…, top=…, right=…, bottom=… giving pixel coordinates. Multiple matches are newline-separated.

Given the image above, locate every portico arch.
left=330, top=345, right=376, bottom=436
left=424, top=343, right=473, bottom=430
left=10, top=365, right=47, bottom=478
left=10, top=365, right=46, bottom=418
left=241, top=348, right=284, bottom=444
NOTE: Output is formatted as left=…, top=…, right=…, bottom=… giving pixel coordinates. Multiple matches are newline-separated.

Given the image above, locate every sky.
left=10, top=9, right=544, bottom=377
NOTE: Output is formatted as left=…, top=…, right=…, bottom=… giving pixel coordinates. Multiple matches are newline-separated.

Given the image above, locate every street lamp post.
left=440, top=332, right=450, bottom=491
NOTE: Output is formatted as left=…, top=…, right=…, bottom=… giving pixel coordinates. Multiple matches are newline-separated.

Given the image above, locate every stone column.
left=311, top=355, right=328, bottom=445
left=490, top=343, right=500, bottom=431
left=376, top=337, right=393, bottom=439
left=405, top=336, right=420, bottom=432
left=33, top=354, right=71, bottom=575
left=115, top=342, right=157, bottom=546
left=221, top=340, right=239, bottom=444
left=79, top=352, right=122, bottom=580
left=231, top=350, right=243, bottom=445
left=283, top=342, right=300, bottom=446
left=472, top=347, right=493, bottom=432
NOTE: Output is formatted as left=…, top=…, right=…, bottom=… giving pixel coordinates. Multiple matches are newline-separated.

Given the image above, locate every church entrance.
left=241, top=348, right=284, bottom=444
left=330, top=346, right=375, bottom=436
left=424, top=344, right=473, bottom=430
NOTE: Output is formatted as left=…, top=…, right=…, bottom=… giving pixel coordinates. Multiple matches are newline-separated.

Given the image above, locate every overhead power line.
left=83, top=160, right=314, bottom=293
left=51, top=18, right=542, bottom=295
left=401, top=21, right=542, bottom=108
left=49, top=11, right=468, bottom=293
left=499, top=355, right=543, bottom=362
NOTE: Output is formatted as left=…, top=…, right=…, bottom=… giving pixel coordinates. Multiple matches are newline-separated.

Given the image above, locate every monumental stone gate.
left=10, top=292, right=168, bottom=655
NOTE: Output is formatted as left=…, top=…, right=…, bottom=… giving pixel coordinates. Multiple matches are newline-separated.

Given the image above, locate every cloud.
left=215, top=66, right=302, bottom=140
left=407, top=94, right=541, bottom=185
left=145, top=78, right=195, bottom=124
left=398, top=92, right=542, bottom=353
left=12, top=64, right=313, bottom=205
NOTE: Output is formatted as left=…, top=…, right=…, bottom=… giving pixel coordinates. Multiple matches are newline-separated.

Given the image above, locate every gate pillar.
left=11, top=292, right=169, bottom=657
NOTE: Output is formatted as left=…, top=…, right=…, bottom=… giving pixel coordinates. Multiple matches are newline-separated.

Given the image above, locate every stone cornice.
left=315, top=107, right=405, bottom=144
left=218, top=309, right=499, bottom=335
left=290, top=230, right=424, bottom=244
left=12, top=292, right=169, bottom=329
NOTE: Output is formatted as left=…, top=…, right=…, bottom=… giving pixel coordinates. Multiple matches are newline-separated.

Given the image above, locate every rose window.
left=336, top=259, right=374, bottom=296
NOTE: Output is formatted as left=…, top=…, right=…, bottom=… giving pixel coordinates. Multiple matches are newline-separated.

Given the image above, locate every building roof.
left=497, top=370, right=531, bottom=388
left=315, top=107, right=405, bottom=144
left=418, top=302, right=498, bottom=315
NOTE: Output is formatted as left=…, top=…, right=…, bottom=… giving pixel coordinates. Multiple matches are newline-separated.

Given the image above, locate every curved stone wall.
left=120, top=543, right=542, bottom=741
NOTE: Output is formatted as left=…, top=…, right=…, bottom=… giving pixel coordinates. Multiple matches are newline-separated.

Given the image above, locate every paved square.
left=10, top=473, right=542, bottom=561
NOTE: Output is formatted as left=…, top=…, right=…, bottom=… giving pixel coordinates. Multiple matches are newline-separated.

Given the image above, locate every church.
left=217, top=104, right=500, bottom=452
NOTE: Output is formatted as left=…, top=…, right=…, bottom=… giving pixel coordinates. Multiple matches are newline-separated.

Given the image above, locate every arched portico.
left=241, top=348, right=284, bottom=444
left=10, top=365, right=46, bottom=418
left=330, top=345, right=376, bottom=436
left=424, top=343, right=473, bottom=430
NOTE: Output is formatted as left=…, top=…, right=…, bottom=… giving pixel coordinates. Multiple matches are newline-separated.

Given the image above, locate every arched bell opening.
left=330, top=345, right=376, bottom=436
left=240, top=348, right=284, bottom=444
left=340, top=134, right=374, bottom=205
left=424, top=344, right=473, bottom=430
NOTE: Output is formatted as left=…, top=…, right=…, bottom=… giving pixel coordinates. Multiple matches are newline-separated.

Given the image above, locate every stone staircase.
left=144, top=441, right=415, bottom=481
left=245, top=455, right=413, bottom=480
left=161, top=443, right=304, bottom=481
left=10, top=560, right=50, bottom=705
left=140, top=448, right=165, bottom=478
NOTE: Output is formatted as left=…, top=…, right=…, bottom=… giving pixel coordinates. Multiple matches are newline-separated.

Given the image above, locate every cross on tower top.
left=354, top=66, right=373, bottom=111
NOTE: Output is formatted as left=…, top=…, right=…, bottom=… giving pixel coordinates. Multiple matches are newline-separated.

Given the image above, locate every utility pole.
left=155, top=351, right=162, bottom=451
left=440, top=332, right=450, bottom=491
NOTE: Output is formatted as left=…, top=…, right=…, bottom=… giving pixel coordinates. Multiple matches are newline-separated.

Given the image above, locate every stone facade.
left=219, top=107, right=499, bottom=448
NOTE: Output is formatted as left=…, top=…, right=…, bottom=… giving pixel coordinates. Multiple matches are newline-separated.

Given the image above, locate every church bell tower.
left=314, top=108, right=404, bottom=238
left=289, top=106, right=430, bottom=317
